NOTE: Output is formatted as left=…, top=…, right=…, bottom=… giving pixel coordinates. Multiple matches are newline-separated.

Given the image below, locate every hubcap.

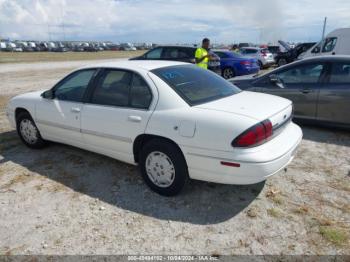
left=20, top=119, right=38, bottom=144
left=223, top=68, right=234, bottom=79
left=145, top=151, right=175, bottom=188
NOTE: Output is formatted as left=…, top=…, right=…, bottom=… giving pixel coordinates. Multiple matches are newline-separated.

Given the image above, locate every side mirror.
left=312, top=46, right=320, bottom=53
left=41, top=90, right=54, bottom=99
left=269, top=74, right=280, bottom=83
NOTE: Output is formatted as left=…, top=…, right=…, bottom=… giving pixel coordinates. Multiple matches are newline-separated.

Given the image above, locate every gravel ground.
left=0, top=61, right=349, bottom=255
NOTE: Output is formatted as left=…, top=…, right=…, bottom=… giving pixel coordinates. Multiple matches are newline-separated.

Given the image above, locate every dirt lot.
left=0, top=60, right=349, bottom=255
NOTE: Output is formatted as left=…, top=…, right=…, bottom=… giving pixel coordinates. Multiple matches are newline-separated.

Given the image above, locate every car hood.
left=278, top=40, right=291, bottom=51
left=195, top=91, right=292, bottom=121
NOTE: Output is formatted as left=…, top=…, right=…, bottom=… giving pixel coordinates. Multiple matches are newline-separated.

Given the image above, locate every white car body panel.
left=6, top=61, right=303, bottom=185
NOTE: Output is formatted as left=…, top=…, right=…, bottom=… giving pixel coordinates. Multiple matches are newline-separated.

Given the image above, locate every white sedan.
left=6, top=61, right=302, bottom=196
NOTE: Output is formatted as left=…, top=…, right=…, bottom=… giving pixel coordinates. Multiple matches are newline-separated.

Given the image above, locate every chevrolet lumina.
left=6, top=61, right=302, bottom=196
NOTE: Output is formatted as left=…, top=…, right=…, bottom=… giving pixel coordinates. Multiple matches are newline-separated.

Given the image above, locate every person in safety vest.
left=195, top=38, right=212, bottom=69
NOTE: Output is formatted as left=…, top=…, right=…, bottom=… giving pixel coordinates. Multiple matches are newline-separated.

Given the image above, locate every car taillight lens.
left=232, top=119, right=273, bottom=147
left=240, top=61, right=251, bottom=66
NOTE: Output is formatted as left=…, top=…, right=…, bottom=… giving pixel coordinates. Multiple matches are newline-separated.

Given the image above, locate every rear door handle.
left=71, top=107, right=81, bottom=113
left=128, top=115, right=142, bottom=122
left=301, top=89, right=311, bottom=94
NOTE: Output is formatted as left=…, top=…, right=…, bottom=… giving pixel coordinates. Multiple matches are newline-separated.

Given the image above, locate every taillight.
left=232, top=119, right=273, bottom=147
left=240, top=61, right=251, bottom=66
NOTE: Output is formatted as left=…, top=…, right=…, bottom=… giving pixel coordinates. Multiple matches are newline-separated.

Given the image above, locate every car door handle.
left=71, top=107, right=81, bottom=113
left=301, top=89, right=311, bottom=94
left=128, top=115, right=142, bottom=123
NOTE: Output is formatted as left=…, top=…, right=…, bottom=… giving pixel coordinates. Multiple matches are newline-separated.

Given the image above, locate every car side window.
left=322, top=37, right=337, bottom=53
left=329, top=62, right=350, bottom=84
left=277, top=63, right=324, bottom=84
left=130, top=74, right=152, bottom=109
left=162, top=48, right=179, bottom=59
left=145, top=48, right=163, bottom=59
left=245, top=49, right=257, bottom=54
left=215, top=52, right=228, bottom=59
left=54, top=69, right=95, bottom=102
left=91, top=70, right=132, bottom=107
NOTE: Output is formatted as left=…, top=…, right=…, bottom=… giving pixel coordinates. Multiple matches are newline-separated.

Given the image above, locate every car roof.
left=154, top=45, right=196, bottom=49
left=241, top=47, right=259, bottom=50
left=296, top=55, right=350, bottom=63
left=80, top=60, right=188, bottom=71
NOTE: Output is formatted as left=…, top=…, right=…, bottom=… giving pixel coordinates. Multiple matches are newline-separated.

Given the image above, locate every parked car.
left=130, top=45, right=221, bottom=74
left=83, top=46, right=98, bottom=52
left=72, top=46, right=85, bottom=52
left=52, top=47, right=69, bottom=52
left=238, top=43, right=250, bottom=48
left=213, top=50, right=260, bottom=79
left=267, top=45, right=281, bottom=59
left=6, top=61, right=302, bottom=196
left=230, top=56, right=350, bottom=128
left=300, top=28, right=350, bottom=59
left=275, top=41, right=316, bottom=66
left=240, top=47, right=275, bottom=69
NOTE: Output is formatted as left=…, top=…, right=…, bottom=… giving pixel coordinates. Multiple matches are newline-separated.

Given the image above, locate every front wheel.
left=222, top=67, right=236, bottom=79
left=139, top=139, right=188, bottom=196
left=16, top=112, right=47, bottom=149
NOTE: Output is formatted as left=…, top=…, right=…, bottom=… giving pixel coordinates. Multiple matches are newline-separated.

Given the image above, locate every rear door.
left=81, top=69, right=155, bottom=164
left=317, top=61, right=350, bottom=125
left=255, top=62, right=326, bottom=119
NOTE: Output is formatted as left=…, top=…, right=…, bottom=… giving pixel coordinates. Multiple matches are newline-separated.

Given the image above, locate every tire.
left=258, top=60, right=263, bottom=69
left=222, top=67, right=236, bottom=79
left=16, top=111, right=46, bottom=149
left=277, top=58, right=287, bottom=67
left=139, top=139, right=188, bottom=196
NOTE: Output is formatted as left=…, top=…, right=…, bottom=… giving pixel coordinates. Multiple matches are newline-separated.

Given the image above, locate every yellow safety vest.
left=195, top=47, right=209, bottom=69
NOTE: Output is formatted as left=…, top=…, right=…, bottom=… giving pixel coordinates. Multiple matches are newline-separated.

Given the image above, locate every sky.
left=0, top=0, right=350, bottom=44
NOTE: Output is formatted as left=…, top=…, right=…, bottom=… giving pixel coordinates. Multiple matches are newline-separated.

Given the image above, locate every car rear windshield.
left=151, top=65, right=241, bottom=106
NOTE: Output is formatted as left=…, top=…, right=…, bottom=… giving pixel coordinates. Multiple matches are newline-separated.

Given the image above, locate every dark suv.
left=275, top=41, right=316, bottom=67
left=130, top=45, right=221, bottom=74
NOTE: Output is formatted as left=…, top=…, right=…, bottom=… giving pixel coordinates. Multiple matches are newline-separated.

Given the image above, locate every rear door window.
left=130, top=74, right=152, bottom=109
left=162, top=47, right=179, bottom=59
left=329, top=62, right=350, bottom=84
left=91, top=70, right=132, bottom=107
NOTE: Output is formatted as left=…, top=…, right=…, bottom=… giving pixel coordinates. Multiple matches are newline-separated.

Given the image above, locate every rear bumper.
left=183, top=122, right=302, bottom=185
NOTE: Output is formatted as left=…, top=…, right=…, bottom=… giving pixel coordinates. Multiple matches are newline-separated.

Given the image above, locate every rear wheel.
left=222, top=67, right=236, bottom=79
left=16, top=112, right=46, bottom=149
left=139, top=139, right=188, bottom=196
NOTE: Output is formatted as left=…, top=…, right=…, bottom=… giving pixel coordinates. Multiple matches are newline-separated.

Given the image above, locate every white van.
left=299, top=28, right=350, bottom=59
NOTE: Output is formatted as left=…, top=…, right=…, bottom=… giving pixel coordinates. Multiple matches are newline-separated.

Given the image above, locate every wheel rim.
left=145, top=151, right=175, bottom=188
left=20, top=119, right=38, bottom=144
left=223, top=68, right=234, bottom=79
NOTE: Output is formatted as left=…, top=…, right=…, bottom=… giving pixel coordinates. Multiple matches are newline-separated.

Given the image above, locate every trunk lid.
left=195, top=91, right=293, bottom=129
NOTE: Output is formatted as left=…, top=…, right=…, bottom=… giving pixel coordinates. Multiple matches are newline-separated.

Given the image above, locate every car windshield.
left=151, top=65, right=241, bottom=106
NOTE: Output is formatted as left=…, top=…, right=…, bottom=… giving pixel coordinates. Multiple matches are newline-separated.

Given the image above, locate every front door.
left=256, top=62, right=326, bottom=119
left=81, top=69, right=155, bottom=164
left=36, top=69, right=96, bottom=146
